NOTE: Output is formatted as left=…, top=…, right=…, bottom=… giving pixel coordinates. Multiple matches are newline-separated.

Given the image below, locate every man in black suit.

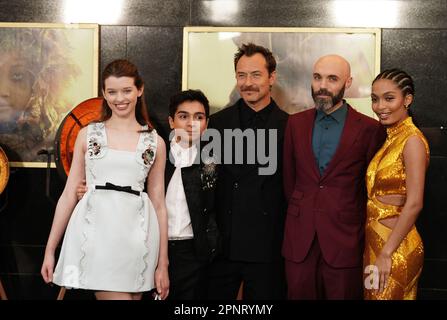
left=205, top=43, right=288, bottom=299
left=165, top=89, right=219, bottom=300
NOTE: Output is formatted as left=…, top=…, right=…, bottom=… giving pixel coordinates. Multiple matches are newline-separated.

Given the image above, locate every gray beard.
left=312, top=84, right=345, bottom=113
left=314, top=98, right=334, bottom=112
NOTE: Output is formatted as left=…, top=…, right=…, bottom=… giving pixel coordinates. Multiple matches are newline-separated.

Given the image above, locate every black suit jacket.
left=165, top=147, right=220, bottom=262
left=208, top=98, right=289, bottom=263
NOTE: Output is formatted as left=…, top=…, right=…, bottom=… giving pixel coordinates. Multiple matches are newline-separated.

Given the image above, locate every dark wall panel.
left=127, top=26, right=183, bottom=139
left=1, top=0, right=447, bottom=28
left=0, top=1, right=63, bottom=23
left=382, top=29, right=447, bottom=127
left=192, top=0, right=447, bottom=28
left=0, top=169, right=63, bottom=246
left=0, top=0, right=190, bottom=26
left=121, top=0, right=190, bottom=26
left=0, top=168, right=64, bottom=299
left=100, top=25, right=128, bottom=73
left=419, top=259, right=447, bottom=299
left=192, top=0, right=331, bottom=27
left=418, top=157, right=447, bottom=259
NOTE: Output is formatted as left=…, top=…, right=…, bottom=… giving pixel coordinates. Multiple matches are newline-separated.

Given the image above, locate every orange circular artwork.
left=0, top=146, right=9, bottom=194
left=54, top=97, right=103, bottom=180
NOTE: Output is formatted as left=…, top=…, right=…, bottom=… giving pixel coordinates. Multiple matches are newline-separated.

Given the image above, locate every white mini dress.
left=53, top=122, right=160, bottom=292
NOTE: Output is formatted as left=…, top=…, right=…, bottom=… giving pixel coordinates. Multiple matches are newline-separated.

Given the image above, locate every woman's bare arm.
left=147, top=135, right=170, bottom=299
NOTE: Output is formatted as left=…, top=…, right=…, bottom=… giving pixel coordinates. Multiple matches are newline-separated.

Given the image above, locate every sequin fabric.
left=364, top=117, right=429, bottom=300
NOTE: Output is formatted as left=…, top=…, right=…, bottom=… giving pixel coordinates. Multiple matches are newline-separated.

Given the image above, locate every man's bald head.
left=311, top=54, right=353, bottom=113
left=313, top=54, right=352, bottom=81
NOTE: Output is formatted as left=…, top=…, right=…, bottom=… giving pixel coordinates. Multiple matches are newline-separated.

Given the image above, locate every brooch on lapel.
left=201, top=157, right=218, bottom=190
left=142, top=146, right=155, bottom=165
left=88, top=137, right=101, bottom=157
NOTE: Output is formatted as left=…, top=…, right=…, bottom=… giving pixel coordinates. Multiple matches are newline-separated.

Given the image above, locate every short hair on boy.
left=169, top=89, right=210, bottom=118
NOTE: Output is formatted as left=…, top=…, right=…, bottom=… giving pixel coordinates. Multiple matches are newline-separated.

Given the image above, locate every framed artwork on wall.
left=0, top=23, right=99, bottom=167
left=182, top=27, right=381, bottom=117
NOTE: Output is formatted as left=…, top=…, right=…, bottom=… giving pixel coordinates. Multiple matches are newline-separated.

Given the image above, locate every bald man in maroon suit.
left=282, top=55, right=385, bottom=299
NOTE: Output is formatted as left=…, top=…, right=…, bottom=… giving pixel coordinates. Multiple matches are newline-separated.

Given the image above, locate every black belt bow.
left=95, top=182, right=140, bottom=196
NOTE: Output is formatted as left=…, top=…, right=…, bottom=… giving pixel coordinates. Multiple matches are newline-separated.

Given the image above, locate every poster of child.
left=0, top=24, right=98, bottom=165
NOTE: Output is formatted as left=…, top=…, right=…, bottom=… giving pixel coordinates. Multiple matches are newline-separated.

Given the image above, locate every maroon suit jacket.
left=282, top=105, right=386, bottom=268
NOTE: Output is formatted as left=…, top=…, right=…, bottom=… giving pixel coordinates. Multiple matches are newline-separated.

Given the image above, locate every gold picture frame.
left=182, top=27, right=381, bottom=117
left=0, top=23, right=99, bottom=168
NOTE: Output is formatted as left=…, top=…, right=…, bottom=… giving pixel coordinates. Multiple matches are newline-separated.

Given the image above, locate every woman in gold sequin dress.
left=364, top=69, right=429, bottom=300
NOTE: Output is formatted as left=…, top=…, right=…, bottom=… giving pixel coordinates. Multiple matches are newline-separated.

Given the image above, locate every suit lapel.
left=222, top=104, right=243, bottom=178
left=181, top=163, right=202, bottom=235
left=321, top=105, right=361, bottom=181
left=264, top=101, right=282, bottom=131
left=165, top=149, right=176, bottom=190
left=256, top=103, right=286, bottom=185
left=302, top=109, right=321, bottom=180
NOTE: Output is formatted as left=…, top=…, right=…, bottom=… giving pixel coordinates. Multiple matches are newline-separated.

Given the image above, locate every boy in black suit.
left=165, top=89, right=219, bottom=300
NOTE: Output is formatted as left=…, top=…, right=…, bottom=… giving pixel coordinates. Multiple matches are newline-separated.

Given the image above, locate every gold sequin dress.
left=364, top=117, right=429, bottom=300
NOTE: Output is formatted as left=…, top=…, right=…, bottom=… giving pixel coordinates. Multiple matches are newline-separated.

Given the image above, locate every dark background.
left=0, top=0, right=446, bottom=299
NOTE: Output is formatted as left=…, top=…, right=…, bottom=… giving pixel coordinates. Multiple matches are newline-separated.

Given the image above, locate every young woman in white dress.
left=41, top=59, right=170, bottom=300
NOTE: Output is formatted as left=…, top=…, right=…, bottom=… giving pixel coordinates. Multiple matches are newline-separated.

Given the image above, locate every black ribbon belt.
left=95, top=182, right=140, bottom=196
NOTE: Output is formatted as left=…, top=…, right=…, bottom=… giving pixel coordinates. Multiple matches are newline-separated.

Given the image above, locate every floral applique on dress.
left=142, top=146, right=155, bottom=166
left=88, top=137, right=101, bottom=157
left=87, top=122, right=106, bottom=159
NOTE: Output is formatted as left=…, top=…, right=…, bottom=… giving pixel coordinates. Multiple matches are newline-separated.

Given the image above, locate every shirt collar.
left=170, top=139, right=198, bottom=168
left=239, top=98, right=274, bottom=120
left=316, top=100, right=348, bottom=123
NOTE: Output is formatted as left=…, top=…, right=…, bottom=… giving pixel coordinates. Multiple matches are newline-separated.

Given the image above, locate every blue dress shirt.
left=312, top=103, right=348, bottom=175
